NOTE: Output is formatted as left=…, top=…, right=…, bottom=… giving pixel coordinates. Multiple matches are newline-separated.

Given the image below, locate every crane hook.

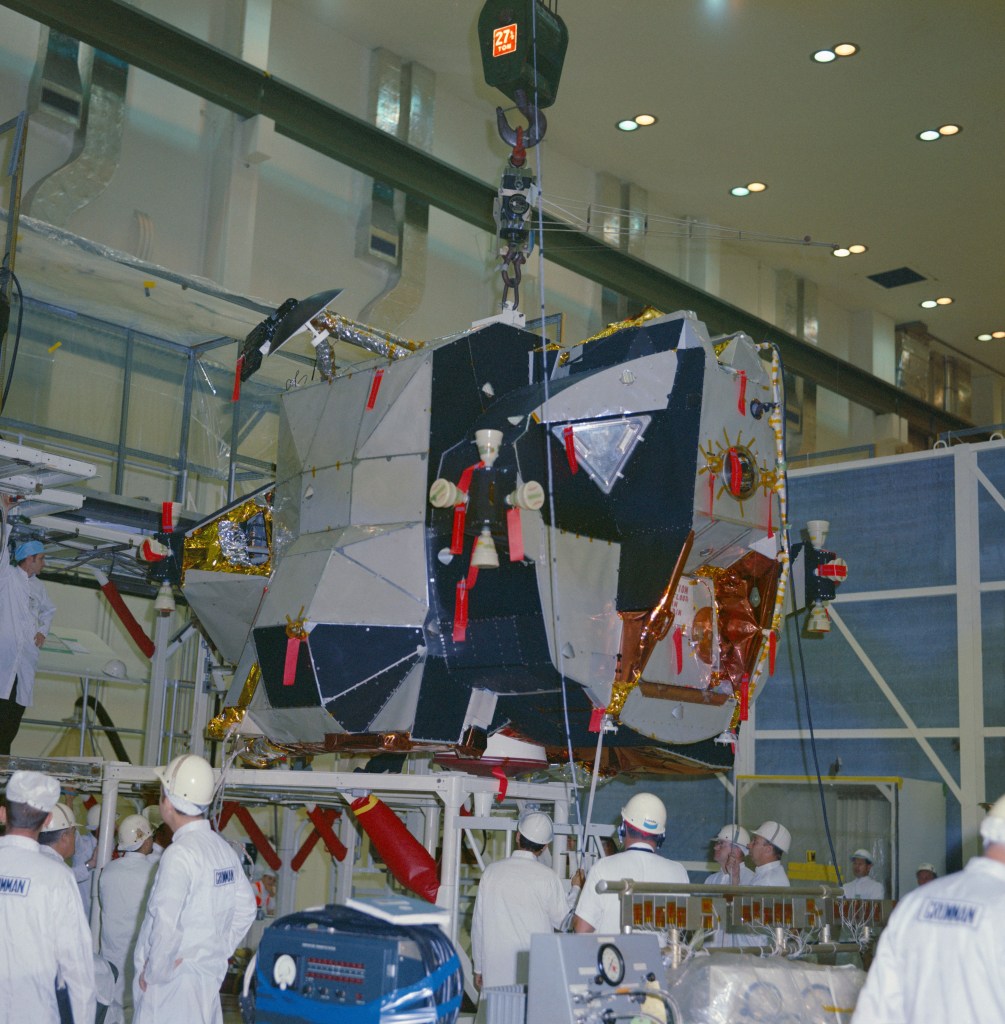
left=495, top=88, right=548, bottom=151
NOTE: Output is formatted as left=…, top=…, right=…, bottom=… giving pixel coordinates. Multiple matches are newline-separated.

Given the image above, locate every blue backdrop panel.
left=750, top=448, right=1005, bottom=871
left=987, top=741, right=1005, bottom=815
left=573, top=774, right=735, bottom=876
left=981, top=591, right=1005, bottom=725
left=762, top=597, right=959, bottom=731
left=790, top=456, right=957, bottom=591
left=977, top=446, right=1005, bottom=582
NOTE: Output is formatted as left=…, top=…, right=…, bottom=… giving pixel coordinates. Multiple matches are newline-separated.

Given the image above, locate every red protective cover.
left=350, top=795, right=440, bottom=903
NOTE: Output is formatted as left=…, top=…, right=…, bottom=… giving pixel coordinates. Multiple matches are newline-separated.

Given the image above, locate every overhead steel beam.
left=3, top=0, right=968, bottom=436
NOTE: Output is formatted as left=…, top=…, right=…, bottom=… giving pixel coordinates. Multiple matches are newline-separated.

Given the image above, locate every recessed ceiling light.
left=834, top=42, right=859, bottom=57
left=617, top=119, right=640, bottom=132
left=935, top=296, right=954, bottom=305
left=812, top=49, right=837, bottom=63
left=832, top=248, right=851, bottom=258
left=993, top=331, right=1005, bottom=340
left=634, top=113, right=657, bottom=127
left=977, top=333, right=993, bottom=342
left=848, top=244, right=868, bottom=254
left=920, top=299, right=938, bottom=309
left=747, top=181, right=767, bottom=192
left=918, top=125, right=962, bottom=142
left=730, top=186, right=750, bottom=197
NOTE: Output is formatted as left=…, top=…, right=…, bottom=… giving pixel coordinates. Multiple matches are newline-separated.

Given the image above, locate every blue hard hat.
left=14, top=540, right=44, bottom=562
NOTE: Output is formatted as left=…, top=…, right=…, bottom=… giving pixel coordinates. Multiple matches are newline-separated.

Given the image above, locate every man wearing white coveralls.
left=0, top=770, right=96, bottom=1024
left=852, top=793, right=1005, bottom=1022
left=471, top=811, right=568, bottom=989
left=100, top=814, right=158, bottom=1022
left=0, top=493, right=57, bottom=754
left=573, top=792, right=689, bottom=935
left=132, top=754, right=256, bottom=1024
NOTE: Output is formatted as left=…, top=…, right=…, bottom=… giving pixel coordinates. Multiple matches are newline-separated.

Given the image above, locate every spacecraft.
left=185, top=299, right=806, bottom=776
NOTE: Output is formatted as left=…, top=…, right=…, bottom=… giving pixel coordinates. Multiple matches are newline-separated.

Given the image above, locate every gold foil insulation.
left=579, top=306, right=666, bottom=347
left=236, top=736, right=301, bottom=768
left=183, top=496, right=272, bottom=581
left=314, top=310, right=423, bottom=362
left=606, top=678, right=634, bottom=719
left=205, top=663, right=260, bottom=741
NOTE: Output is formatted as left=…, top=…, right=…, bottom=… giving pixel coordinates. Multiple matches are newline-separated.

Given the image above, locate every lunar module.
left=177, top=295, right=826, bottom=778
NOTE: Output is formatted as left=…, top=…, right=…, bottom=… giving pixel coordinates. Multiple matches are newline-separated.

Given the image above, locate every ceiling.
left=309, top=0, right=1005, bottom=380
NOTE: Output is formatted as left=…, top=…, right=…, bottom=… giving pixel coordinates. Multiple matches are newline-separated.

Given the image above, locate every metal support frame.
left=0, top=0, right=969, bottom=439
left=30, top=758, right=576, bottom=948
left=957, top=447, right=989, bottom=859
left=113, top=329, right=133, bottom=494
left=187, top=634, right=212, bottom=760
left=142, top=613, right=171, bottom=763
left=751, top=443, right=1001, bottom=863
left=599, top=877, right=882, bottom=960
left=175, top=349, right=196, bottom=504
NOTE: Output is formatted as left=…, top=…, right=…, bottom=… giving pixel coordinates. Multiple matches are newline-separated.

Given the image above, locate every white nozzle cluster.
left=807, top=519, right=830, bottom=548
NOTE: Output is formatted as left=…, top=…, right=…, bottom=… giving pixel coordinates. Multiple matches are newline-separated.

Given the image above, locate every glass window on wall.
left=126, top=334, right=187, bottom=458
left=2, top=299, right=284, bottom=518
left=3, top=299, right=126, bottom=453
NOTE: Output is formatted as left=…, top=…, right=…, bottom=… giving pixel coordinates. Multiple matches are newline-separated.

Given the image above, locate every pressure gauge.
left=596, top=942, right=625, bottom=986
left=273, top=953, right=297, bottom=990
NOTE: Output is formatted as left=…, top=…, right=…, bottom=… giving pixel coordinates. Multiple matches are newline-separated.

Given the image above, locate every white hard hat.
left=980, top=794, right=1005, bottom=846
left=141, top=804, right=164, bottom=829
left=713, top=824, right=750, bottom=854
left=753, top=821, right=791, bottom=854
left=155, top=753, right=216, bottom=807
left=916, top=862, right=937, bottom=874
left=622, top=793, right=667, bottom=835
left=851, top=848, right=873, bottom=863
left=117, top=814, right=154, bottom=852
left=86, top=803, right=103, bottom=831
left=40, top=803, right=80, bottom=833
left=103, top=659, right=127, bottom=679
left=518, top=811, right=553, bottom=845
left=6, top=770, right=60, bottom=813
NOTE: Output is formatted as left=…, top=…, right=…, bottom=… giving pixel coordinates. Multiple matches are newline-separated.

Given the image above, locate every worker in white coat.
left=37, top=802, right=82, bottom=866
left=71, top=801, right=101, bottom=917
left=37, top=804, right=119, bottom=1023
left=707, top=824, right=755, bottom=887
left=0, top=494, right=57, bottom=755
left=99, top=814, right=158, bottom=1023
left=747, top=821, right=791, bottom=888
left=143, top=803, right=172, bottom=863
left=705, top=824, right=755, bottom=947
left=852, top=793, right=1005, bottom=1022
left=842, top=849, right=884, bottom=899
left=470, top=812, right=568, bottom=990
left=0, top=770, right=96, bottom=1024
left=573, top=792, right=689, bottom=934
left=132, top=753, right=257, bottom=1024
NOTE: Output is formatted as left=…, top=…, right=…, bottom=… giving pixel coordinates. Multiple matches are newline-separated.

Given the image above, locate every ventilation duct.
left=23, top=29, right=128, bottom=228
left=357, top=50, right=434, bottom=330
